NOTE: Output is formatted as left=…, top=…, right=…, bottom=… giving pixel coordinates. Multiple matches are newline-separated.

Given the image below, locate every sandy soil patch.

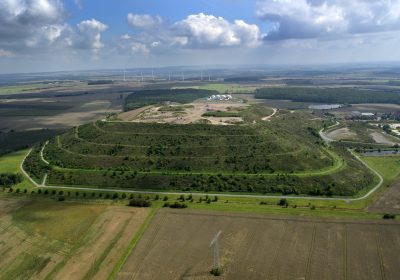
left=81, top=100, right=111, bottom=108
left=326, top=127, right=357, bottom=141
left=122, top=101, right=248, bottom=125
left=370, top=132, right=397, bottom=145
left=206, top=117, right=243, bottom=125
left=119, top=106, right=152, bottom=121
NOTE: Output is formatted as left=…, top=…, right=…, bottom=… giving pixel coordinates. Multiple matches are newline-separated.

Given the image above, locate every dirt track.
left=118, top=210, right=400, bottom=280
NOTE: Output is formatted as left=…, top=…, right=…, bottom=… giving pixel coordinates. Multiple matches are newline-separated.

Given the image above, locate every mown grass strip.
left=83, top=220, right=129, bottom=280
left=108, top=207, right=158, bottom=280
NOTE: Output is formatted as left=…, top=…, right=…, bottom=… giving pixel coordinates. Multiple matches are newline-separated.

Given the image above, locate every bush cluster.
left=128, top=198, right=152, bottom=207
left=0, top=173, right=23, bottom=187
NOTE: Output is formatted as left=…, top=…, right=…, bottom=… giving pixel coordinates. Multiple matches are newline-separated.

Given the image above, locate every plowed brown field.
left=119, top=210, right=400, bottom=280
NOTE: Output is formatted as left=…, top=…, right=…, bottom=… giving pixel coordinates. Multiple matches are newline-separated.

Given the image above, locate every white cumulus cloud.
left=257, top=0, right=400, bottom=40
left=127, top=13, right=163, bottom=28
left=174, top=13, right=262, bottom=48
left=122, top=12, right=262, bottom=54
left=74, top=19, right=108, bottom=50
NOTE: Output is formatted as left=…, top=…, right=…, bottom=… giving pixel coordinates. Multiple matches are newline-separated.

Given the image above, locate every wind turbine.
left=210, top=230, right=222, bottom=273
left=123, top=69, right=126, bottom=82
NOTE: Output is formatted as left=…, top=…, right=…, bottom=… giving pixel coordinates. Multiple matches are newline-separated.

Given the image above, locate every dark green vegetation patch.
left=0, top=173, right=23, bottom=187
left=124, top=88, right=217, bottom=111
left=0, top=129, right=60, bottom=156
left=255, top=87, right=400, bottom=104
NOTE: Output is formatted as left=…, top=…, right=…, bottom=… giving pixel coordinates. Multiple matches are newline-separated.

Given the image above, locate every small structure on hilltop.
left=207, top=94, right=233, bottom=101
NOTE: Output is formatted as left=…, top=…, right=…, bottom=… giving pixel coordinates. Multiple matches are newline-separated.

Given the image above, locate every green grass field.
left=12, top=199, right=105, bottom=244
left=0, top=150, right=33, bottom=190
left=362, top=155, right=400, bottom=183
left=0, top=192, right=150, bottom=280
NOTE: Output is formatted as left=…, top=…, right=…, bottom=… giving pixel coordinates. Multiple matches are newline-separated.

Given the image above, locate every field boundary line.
left=84, top=220, right=130, bottom=280
left=108, top=208, right=157, bottom=280
left=343, top=224, right=348, bottom=280
left=305, top=223, right=317, bottom=280
left=267, top=220, right=288, bottom=279
left=375, top=231, right=386, bottom=280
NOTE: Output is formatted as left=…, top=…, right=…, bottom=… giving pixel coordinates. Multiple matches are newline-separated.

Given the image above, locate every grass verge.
left=108, top=207, right=158, bottom=280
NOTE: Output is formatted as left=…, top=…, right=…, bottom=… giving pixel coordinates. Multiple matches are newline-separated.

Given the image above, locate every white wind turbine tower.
left=210, top=230, right=222, bottom=272
left=152, top=69, right=155, bottom=81
left=182, top=71, right=185, bottom=81
left=208, top=72, right=211, bottom=82
left=168, top=72, right=171, bottom=81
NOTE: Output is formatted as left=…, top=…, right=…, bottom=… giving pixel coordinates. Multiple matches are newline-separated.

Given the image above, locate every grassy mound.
left=25, top=111, right=375, bottom=196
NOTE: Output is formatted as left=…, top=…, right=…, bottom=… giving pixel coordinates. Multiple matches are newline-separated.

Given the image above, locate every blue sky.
left=64, top=0, right=266, bottom=40
left=1, top=0, right=400, bottom=73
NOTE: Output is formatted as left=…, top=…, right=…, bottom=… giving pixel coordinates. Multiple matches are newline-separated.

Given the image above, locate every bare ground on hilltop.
left=118, top=209, right=400, bottom=280
left=119, top=100, right=248, bottom=125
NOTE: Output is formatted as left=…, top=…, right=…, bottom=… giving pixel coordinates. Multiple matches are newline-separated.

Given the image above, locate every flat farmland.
left=0, top=195, right=149, bottom=280
left=118, top=210, right=400, bottom=280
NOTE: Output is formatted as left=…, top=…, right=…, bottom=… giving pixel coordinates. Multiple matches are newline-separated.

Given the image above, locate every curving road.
left=261, top=108, right=278, bottom=121
left=20, top=120, right=383, bottom=202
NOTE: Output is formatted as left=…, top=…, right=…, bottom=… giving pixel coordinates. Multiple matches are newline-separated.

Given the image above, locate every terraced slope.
left=25, top=111, right=375, bottom=196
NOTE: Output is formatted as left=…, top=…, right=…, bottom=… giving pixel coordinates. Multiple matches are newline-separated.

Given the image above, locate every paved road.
left=318, top=121, right=340, bottom=143
left=20, top=120, right=383, bottom=202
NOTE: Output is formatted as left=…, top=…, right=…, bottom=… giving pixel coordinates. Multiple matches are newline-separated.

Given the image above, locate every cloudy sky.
left=1, top=0, right=400, bottom=73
